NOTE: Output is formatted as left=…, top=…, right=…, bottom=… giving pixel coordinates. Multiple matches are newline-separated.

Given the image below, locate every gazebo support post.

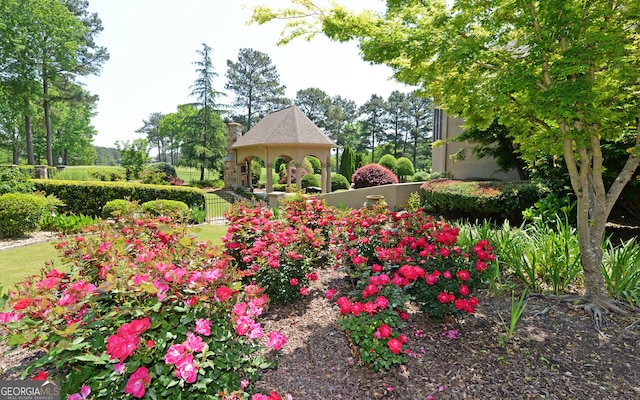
left=266, top=163, right=274, bottom=192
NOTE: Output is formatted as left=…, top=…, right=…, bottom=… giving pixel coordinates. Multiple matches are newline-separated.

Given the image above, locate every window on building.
left=433, top=108, right=443, bottom=141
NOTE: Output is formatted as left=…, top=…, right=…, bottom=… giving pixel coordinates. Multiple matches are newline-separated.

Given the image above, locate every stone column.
left=224, top=123, right=243, bottom=189
left=266, top=163, right=274, bottom=192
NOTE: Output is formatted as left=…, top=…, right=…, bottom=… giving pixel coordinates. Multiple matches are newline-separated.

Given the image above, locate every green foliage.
left=496, top=218, right=583, bottom=294
left=339, top=146, right=356, bottom=183
left=410, top=170, right=430, bottom=182
left=116, top=139, right=150, bottom=180
left=301, top=174, right=320, bottom=189
left=522, top=193, right=576, bottom=227
left=274, top=156, right=288, bottom=174
left=188, top=178, right=224, bottom=189
left=378, top=154, right=397, bottom=174
left=140, top=199, right=190, bottom=220
left=225, top=48, right=288, bottom=128
left=421, top=179, right=546, bottom=223
left=0, top=193, right=48, bottom=238
left=54, top=167, right=127, bottom=182
left=0, top=214, right=274, bottom=398
left=102, top=199, right=138, bottom=219
left=306, top=156, right=321, bottom=174
left=497, top=290, right=528, bottom=342
left=140, top=170, right=169, bottom=185
left=352, top=164, right=398, bottom=189
left=251, top=159, right=262, bottom=186
left=188, top=205, right=207, bottom=224
left=354, top=152, right=366, bottom=170
left=396, top=157, right=415, bottom=181
left=602, top=238, right=640, bottom=307
left=40, top=213, right=99, bottom=234
left=0, top=167, right=34, bottom=195
left=33, top=179, right=206, bottom=218
left=147, top=162, right=177, bottom=178
left=331, top=173, right=350, bottom=191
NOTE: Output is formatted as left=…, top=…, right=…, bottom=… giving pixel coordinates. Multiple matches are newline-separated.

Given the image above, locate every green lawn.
left=175, top=166, right=220, bottom=184
left=0, top=224, right=229, bottom=294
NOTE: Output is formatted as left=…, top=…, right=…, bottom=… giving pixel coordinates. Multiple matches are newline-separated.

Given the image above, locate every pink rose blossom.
left=194, top=318, right=211, bottom=336
left=124, top=367, right=150, bottom=398
left=185, top=332, right=205, bottom=352
left=164, top=344, right=186, bottom=365
left=175, top=355, right=198, bottom=383
left=267, top=331, right=287, bottom=351
left=114, top=362, right=126, bottom=375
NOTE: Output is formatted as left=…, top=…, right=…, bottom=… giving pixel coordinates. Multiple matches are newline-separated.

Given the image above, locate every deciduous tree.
left=252, top=0, right=640, bottom=317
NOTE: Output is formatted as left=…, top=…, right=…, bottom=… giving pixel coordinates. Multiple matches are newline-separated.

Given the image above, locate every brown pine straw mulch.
left=255, top=267, right=640, bottom=400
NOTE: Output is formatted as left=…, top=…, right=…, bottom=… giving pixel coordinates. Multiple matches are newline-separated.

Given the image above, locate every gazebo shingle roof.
left=231, top=105, right=335, bottom=148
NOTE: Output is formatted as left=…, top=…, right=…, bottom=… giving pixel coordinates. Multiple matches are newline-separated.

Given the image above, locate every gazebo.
left=224, top=105, right=337, bottom=193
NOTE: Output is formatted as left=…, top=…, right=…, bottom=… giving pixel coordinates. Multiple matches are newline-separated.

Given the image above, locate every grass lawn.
left=0, top=224, right=229, bottom=294
left=175, top=166, right=220, bottom=184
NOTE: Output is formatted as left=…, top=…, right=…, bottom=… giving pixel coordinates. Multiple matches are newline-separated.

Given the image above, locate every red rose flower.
left=387, top=338, right=403, bottom=354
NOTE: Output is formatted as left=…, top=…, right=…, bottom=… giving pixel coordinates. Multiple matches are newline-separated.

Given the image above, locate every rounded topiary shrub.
left=301, top=174, right=321, bottom=189
left=411, top=170, right=430, bottom=182
left=378, top=154, right=398, bottom=174
left=148, top=162, right=178, bottom=179
left=352, top=164, right=399, bottom=189
left=331, top=173, right=350, bottom=191
left=306, top=156, right=322, bottom=174
left=141, top=199, right=189, bottom=219
left=396, top=157, right=415, bottom=181
left=0, top=193, right=48, bottom=238
left=102, top=199, right=139, bottom=218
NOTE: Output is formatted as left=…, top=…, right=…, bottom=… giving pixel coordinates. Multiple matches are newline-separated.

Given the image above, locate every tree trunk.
left=25, top=97, right=34, bottom=165
left=563, top=128, right=640, bottom=306
left=43, top=77, right=54, bottom=166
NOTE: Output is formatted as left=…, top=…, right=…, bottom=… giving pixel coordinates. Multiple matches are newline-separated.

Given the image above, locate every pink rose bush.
left=223, top=196, right=334, bottom=303
left=0, top=213, right=286, bottom=398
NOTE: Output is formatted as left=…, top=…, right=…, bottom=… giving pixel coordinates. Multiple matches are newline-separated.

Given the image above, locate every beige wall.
left=432, top=114, right=520, bottom=181
left=268, top=182, right=424, bottom=211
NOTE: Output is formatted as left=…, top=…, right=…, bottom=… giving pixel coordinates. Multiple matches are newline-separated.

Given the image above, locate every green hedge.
left=420, top=179, right=547, bottom=222
left=33, top=179, right=206, bottom=217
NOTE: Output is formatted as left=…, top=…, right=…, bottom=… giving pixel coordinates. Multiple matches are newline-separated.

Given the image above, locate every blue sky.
left=81, top=0, right=410, bottom=148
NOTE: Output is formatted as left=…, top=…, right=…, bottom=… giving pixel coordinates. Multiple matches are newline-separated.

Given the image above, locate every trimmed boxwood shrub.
left=352, top=164, right=399, bottom=189
left=396, top=157, right=415, bottom=181
left=306, top=156, right=322, bottom=174
left=301, top=174, right=321, bottom=189
left=378, top=154, right=398, bottom=174
left=331, top=173, right=350, bottom=191
left=0, top=193, right=48, bottom=238
left=33, top=179, right=206, bottom=218
left=411, top=170, right=430, bottom=182
left=102, top=199, right=138, bottom=218
left=147, top=162, right=177, bottom=178
left=141, top=199, right=189, bottom=218
left=420, top=179, right=547, bottom=222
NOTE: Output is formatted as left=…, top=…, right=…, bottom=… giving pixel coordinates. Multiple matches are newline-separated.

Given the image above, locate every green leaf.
left=7, top=334, right=24, bottom=346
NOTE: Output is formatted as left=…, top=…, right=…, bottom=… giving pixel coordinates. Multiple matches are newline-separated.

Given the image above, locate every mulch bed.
left=256, top=267, right=640, bottom=400
left=1, top=224, right=639, bottom=399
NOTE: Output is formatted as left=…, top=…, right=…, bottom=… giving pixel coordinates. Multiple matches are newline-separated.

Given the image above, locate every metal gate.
left=204, top=190, right=260, bottom=224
